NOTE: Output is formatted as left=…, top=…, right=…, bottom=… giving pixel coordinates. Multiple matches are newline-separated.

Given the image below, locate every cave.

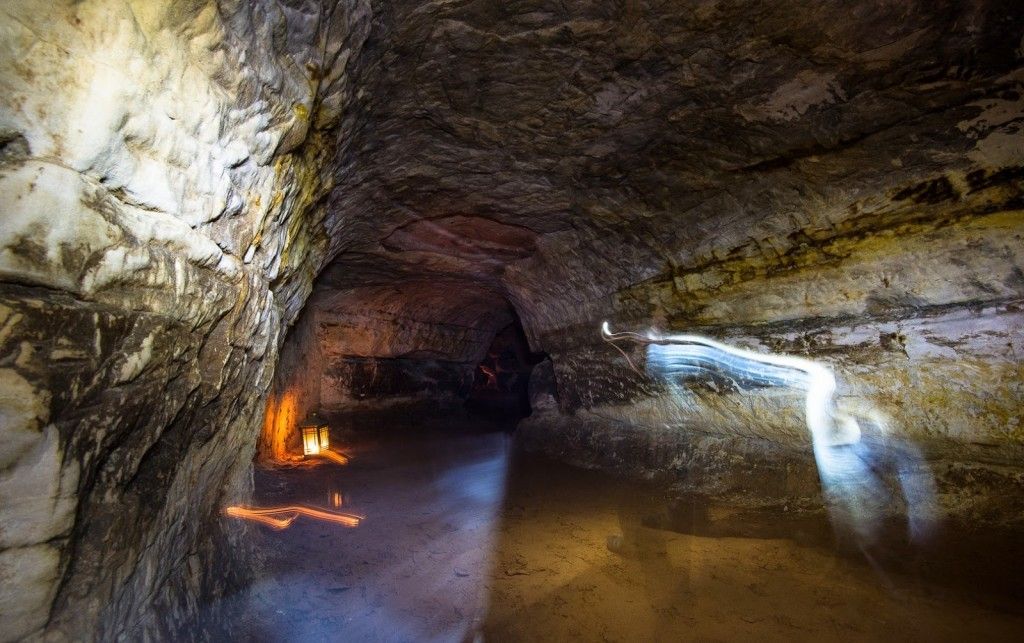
left=1, top=1, right=1023, bottom=640
left=465, top=318, right=540, bottom=419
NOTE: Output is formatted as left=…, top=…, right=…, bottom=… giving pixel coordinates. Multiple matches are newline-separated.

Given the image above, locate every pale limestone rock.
left=0, top=424, right=78, bottom=549
left=0, top=368, right=48, bottom=471
left=0, top=0, right=368, bottom=637
left=0, top=544, right=62, bottom=642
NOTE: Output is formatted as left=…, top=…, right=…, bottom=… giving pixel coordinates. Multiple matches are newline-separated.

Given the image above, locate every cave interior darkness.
left=1, top=1, right=1024, bottom=641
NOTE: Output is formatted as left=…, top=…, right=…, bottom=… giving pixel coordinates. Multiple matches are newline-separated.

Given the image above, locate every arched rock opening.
left=465, top=315, right=544, bottom=419
left=258, top=261, right=529, bottom=461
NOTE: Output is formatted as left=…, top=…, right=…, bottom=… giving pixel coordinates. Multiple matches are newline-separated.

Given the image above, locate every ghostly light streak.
left=479, top=365, right=499, bottom=389
left=601, top=322, right=860, bottom=447
left=601, top=321, right=936, bottom=550
left=225, top=505, right=363, bottom=530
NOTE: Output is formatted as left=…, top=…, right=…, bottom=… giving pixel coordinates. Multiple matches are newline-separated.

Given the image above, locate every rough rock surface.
left=306, top=0, right=1024, bottom=515
left=2, top=0, right=1023, bottom=639
left=260, top=260, right=514, bottom=458
left=0, top=0, right=373, bottom=638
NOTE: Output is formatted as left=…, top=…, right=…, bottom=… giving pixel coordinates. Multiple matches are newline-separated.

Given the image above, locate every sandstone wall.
left=260, top=269, right=512, bottom=431
left=286, top=0, right=1023, bottom=524
left=518, top=163, right=1024, bottom=520
left=0, top=0, right=372, bottom=638
left=273, top=0, right=1024, bottom=520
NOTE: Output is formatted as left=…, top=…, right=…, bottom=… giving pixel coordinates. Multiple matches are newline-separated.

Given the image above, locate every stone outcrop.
left=2, top=0, right=1023, bottom=639
left=0, top=1, right=373, bottom=638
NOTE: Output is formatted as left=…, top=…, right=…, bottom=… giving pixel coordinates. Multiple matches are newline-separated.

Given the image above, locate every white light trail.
left=601, top=321, right=935, bottom=550
left=601, top=322, right=860, bottom=448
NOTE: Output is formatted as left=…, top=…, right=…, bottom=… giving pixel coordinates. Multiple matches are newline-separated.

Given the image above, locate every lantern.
left=300, top=420, right=330, bottom=456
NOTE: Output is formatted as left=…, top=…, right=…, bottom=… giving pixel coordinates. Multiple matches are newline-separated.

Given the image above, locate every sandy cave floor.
left=213, top=416, right=1024, bottom=642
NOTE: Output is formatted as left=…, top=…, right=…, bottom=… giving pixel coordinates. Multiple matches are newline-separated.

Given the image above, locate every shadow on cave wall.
left=465, top=317, right=545, bottom=421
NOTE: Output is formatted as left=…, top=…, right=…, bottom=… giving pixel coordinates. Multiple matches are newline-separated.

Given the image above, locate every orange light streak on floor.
left=225, top=506, right=298, bottom=530
left=225, top=505, right=363, bottom=530
left=316, top=449, right=350, bottom=465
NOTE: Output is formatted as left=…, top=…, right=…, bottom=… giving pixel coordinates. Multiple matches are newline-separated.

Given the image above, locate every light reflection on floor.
left=222, top=424, right=512, bottom=641
left=214, top=418, right=1024, bottom=642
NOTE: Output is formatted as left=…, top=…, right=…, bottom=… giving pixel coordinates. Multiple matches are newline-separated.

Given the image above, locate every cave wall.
left=267, top=0, right=1022, bottom=516
left=0, top=1, right=373, bottom=638
left=257, top=299, right=485, bottom=460
left=2, top=0, right=1024, bottom=638
left=325, top=0, right=1022, bottom=521
left=260, top=306, right=323, bottom=461
left=317, top=308, right=480, bottom=415
left=515, top=132, right=1024, bottom=519
left=516, top=135, right=1024, bottom=519
left=260, top=268, right=513, bottom=442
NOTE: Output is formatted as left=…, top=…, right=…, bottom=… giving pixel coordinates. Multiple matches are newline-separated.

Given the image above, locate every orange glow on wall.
left=261, top=389, right=299, bottom=462
left=261, top=391, right=351, bottom=464
left=225, top=505, right=363, bottom=530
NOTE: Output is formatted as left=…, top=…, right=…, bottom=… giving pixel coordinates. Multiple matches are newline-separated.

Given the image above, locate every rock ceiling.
left=315, top=0, right=1024, bottom=343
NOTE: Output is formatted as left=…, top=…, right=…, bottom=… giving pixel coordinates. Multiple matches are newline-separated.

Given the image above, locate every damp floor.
left=217, top=416, right=1024, bottom=642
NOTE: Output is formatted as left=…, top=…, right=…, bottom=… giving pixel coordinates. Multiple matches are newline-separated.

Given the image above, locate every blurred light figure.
left=601, top=322, right=936, bottom=555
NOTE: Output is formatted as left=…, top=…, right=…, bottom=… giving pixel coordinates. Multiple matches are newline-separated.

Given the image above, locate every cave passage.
left=2, top=1, right=1023, bottom=640
left=465, top=320, right=542, bottom=419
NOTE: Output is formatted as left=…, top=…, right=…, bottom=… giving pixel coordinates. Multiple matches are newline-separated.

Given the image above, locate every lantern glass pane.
left=318, top=425, right=330, bottom=450
left=302, top=426, right=320, bottom=455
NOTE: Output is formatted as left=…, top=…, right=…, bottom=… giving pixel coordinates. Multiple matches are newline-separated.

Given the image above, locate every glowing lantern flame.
left=299, top=423, right=319, bottom=454
left=225, top=505, right=363, bottom=530
left=299, top=421, right=351, bottom=464
left=300, top=420, right=341, bottom=455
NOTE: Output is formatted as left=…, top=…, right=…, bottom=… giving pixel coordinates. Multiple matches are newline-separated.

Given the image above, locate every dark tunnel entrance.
left=465, top=317, right=544, bottom=419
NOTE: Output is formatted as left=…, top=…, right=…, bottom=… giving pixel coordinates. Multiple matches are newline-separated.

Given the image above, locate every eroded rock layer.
left=0, top=1, right=373, bottom=638
left=260, top=269, right=513, bottom=459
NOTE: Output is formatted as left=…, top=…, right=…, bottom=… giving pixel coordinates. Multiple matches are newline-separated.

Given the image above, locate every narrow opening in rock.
left=466, top=317, right=543, bottom=419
